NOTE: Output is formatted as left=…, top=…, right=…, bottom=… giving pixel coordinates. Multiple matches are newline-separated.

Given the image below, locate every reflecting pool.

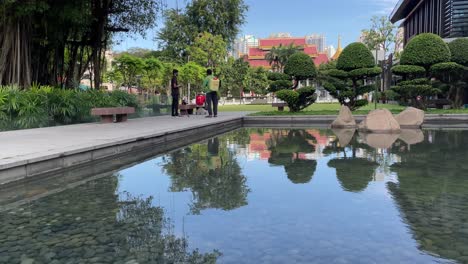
left=1, top=128, right=468, bottom=264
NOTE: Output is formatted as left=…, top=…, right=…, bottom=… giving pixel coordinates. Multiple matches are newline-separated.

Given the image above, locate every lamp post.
left=375, top=49, right=378, bottom=110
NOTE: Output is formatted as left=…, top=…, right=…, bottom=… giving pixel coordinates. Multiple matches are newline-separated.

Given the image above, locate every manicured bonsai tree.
left=442, top=38, right=468, bottom=108
left=391, top=33, right=461, bottom=109
left=322, top=42, right=381, bottom=110
left=276, top=52, right=318, bottom=112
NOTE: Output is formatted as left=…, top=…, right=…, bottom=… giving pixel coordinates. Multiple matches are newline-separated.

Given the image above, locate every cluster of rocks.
left=332, top=106, right=425, bottom=133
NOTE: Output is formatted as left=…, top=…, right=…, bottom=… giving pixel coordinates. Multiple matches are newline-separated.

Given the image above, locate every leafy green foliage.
left=400, top=33, right=451, bottom=68
left=267, top=72, right=290, bottom=81
left=218, top=58, right=249, bottom=97
left=188, top=32, right=227, bottom=68
left=336, top=43, right=375, bottom=71
left=0, top=86, right=139, bottom=130
left=276, top=87, right=317, bottom=112
left=283, top=53, right=317, bottom=81
left=348, top=67, right=381, bottom=78
left=449, top=38, right=468, bottom=67
left=265, top=44, right=299, bottom=72
left=247, top=67, right=269, bottom=95
left=269, top=80, right=291, bottom=93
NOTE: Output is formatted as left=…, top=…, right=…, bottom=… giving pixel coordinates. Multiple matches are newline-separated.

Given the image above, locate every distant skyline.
left=113, top=0, right=400, bottom=51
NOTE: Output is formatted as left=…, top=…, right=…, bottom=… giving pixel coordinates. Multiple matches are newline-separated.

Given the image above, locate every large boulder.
left=358, top=109, right=401, bottom=133
left=331, top=106, right=356, bottom=128
left=395, top=107, right=425, bottom=128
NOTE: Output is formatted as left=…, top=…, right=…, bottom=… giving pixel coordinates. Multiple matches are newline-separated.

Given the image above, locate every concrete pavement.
left=0, top=113, right=245, bottom=184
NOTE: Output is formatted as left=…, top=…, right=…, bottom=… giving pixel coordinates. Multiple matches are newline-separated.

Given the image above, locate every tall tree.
left=157, top=0, right=248, bottom=61
left=0, top=0, right=164, bottom=88
left=188, top=32, right=227, bottom=69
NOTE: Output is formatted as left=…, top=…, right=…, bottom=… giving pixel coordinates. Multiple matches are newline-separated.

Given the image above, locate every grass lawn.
left=218, top=103, right=468, bottom=115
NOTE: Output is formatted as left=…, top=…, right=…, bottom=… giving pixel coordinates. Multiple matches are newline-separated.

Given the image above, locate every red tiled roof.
left=249, top=48, right=267, bottom=57
left=313, top=53, right=329, bottom=66
left=248, top=60, right=271, bottom=67
left=303, top=46, right=318, bottom=55
left=259, top=38, right=306, bottom=47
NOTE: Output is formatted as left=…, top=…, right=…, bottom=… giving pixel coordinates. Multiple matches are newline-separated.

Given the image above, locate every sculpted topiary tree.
left=322, top=42, right=381, bottom=110
left=391, top=33, right=460, bottom=109
left=444, top=38, right=468, bottom=108
left=276, top=52, right=317, bottom=112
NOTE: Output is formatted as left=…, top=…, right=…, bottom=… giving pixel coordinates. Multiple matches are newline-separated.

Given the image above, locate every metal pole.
left=375, top=49, right=378, bottom=110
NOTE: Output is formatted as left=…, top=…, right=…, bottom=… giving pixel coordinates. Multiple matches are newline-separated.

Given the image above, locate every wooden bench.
left=427, top=99, right=452, bottom=109
left=272, top=102, right=288, bottom=111
left=91, top=107, right=135, bottom=123
left=179, top=104, right=196, bottom=116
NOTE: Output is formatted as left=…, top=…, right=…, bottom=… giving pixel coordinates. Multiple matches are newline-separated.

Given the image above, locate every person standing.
left=171, top=69, right=181, bottom=117
left=203, top=69, right=220, bottom=118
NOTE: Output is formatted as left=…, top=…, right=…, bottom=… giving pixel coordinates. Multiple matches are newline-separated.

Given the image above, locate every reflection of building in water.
left=246, top=130, right=334, bottom=161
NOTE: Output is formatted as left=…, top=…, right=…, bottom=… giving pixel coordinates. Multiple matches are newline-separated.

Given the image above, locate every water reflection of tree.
left=267, top=130, right=317, bottom=184
left=163, top=134, right=249, bottom=214
left=388, top=130, right=468, bottom=263
left=0, top=175, right=220, bottom=263
left=324, top=132, right=379, bottom=193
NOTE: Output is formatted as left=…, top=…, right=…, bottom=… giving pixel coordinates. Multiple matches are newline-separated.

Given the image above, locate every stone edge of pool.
left=0, top=117, right=242, bottom=187
left=1, top=113, right=467, bottom=187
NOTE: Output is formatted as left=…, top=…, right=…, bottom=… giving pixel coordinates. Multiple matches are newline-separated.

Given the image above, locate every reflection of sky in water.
left=116, top=129, right=451, bottom=264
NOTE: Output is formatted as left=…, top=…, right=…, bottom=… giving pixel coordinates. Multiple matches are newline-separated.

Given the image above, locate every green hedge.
left=400, top=33, right=451, bottom=68
left=449, top=38, right=468, bottom=67
left=284, top=52, right=317, bottom=80
left=336, top=42, right=375, bottom=71
left=0, top=86, right=139, bottom=130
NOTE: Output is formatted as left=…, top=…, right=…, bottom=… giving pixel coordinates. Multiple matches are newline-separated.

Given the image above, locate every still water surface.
left=1, top=128, right=468, bottom=264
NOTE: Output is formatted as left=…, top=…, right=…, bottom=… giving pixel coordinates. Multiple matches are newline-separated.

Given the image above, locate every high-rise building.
left=390, top=0, right=468, bottom=45
left=233, top=35, right=259, bottom=58
left=326, top=45, right=336, bottom=59
left=306, top=34, right=326, bottom=53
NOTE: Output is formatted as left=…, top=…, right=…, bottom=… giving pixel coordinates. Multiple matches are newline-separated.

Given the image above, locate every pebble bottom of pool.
left=1, top=128, right=468, bottom=264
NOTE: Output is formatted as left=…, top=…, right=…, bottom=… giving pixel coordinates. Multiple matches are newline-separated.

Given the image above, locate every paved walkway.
left=0, top=113, right=246, bottom=170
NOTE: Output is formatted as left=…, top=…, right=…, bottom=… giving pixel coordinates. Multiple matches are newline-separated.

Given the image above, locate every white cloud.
left=362, top=0, right=400, bottom=15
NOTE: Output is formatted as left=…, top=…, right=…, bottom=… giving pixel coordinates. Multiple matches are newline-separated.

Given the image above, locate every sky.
left=113, top=0, right=400, bottom=51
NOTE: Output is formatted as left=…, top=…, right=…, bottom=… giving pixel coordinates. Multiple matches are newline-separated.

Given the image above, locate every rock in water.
left=358, top=109, right=401, bottom=133
left=395, top=107, right=425, bottom=128
left=331, top=106, right=356, bottom=128
left=332, top=129, right=355, bottom=147
left=360, top=132, right=399, bottom=149
left=399, top=129, right=424, bottom=145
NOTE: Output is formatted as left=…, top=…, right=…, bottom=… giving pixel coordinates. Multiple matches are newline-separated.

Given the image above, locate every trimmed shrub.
left=267, top=72, right=290, bottom=81
left=348, top=67, right=381, bottom=78
left=448, top=38, right=468, bottom=67
left=276, top=86, right=317, bottom=112
left=400, top=33, right=451, bottom=68
left=430, top=62, right=465, bottom=77
left=336, top=42, right=375, bottom=71
left=269, top=80, right=291, bottom=93
left=284, top=52, right=317, bottom=80
left=391, top=65, right=426, bottom=78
